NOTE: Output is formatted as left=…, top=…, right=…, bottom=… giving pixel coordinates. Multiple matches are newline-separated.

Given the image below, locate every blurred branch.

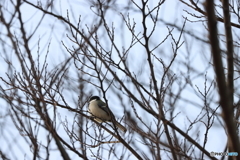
left=204, top=0, right=240, bottom=154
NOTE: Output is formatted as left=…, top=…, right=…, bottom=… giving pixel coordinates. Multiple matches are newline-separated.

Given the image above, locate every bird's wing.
left=97, top=100, right=111, bottom=115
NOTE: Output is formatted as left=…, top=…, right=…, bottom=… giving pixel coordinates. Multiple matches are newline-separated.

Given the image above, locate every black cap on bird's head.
left=89, top=96, right=100, bottom=102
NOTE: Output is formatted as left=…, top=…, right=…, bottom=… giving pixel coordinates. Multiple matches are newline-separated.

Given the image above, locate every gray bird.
left=88, top=96, right=127, bottom=133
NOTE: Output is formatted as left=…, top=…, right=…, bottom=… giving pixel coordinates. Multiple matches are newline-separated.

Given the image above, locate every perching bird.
left=88, top=96, right=127, bottom=133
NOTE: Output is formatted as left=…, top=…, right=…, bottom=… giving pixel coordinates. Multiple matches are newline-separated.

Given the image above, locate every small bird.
left=88, top=96, right=127, bottom=133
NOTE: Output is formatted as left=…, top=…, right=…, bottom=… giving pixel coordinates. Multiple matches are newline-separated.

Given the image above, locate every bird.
left=88, top=96, right=127, bottom=133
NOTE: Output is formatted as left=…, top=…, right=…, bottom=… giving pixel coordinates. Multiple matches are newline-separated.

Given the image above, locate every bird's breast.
left=89, top=101, right=111, bottom=121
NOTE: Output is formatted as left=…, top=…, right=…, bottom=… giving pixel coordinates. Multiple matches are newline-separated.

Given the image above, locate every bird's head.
left=89, top=96, right=100, bottom=102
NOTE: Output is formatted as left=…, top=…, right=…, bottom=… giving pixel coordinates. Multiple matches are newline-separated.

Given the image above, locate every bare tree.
left=0, top=0, right=239, bottom=160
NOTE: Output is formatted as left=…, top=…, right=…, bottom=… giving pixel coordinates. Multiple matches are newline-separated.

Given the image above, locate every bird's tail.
left=114, top=121, right=127, bottom=133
